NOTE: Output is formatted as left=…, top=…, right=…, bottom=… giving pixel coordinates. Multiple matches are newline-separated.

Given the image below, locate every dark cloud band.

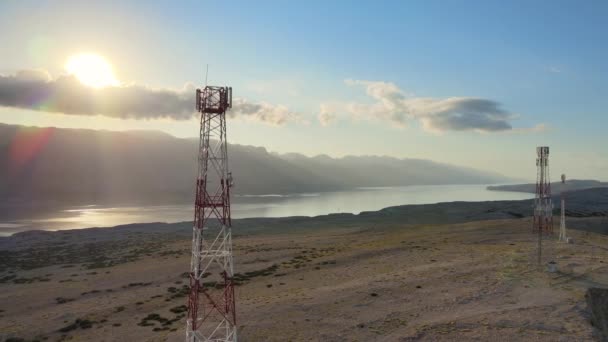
left=0, top=70, right=297, bottom=124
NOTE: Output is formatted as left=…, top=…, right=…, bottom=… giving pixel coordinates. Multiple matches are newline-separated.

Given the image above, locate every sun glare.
left=65, top=53, right=119, bottom=88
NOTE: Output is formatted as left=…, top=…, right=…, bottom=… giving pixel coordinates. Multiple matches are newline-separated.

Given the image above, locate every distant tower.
left=186, top=85, right=237, bottom=342
left=559, top=174, right=567, bottom=242
left=533, top=146, right=553, bottom=264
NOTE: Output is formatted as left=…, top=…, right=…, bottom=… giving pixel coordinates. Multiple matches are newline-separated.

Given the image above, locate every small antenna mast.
left=205, top=64, right=209, bottom=86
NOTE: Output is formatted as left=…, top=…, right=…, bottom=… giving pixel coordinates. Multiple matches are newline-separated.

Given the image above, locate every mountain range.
left=0, top=123, right=508, bottom=211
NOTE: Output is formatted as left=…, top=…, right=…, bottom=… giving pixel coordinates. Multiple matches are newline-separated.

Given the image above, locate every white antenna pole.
left=205, top=64, right=209, bottom=86
left=560, top=174, right=567, bottom=242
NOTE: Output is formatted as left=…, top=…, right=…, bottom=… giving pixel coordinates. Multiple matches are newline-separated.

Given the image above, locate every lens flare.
left=9, top=127, right=55, bottom=175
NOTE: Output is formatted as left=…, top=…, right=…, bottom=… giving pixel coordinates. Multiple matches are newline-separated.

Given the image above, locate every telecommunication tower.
left=186, top=85, right=237, bottom=342
left=559, top=174, right=567, bottom=242
left=533, top=146, right=553, bottom=264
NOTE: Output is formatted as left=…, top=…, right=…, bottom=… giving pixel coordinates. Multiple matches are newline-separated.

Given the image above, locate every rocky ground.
left=1, top=216, right=607, bottom=341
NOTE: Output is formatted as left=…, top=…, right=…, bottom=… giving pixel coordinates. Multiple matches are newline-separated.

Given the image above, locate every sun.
left=65, top=53, right=119, bottom=88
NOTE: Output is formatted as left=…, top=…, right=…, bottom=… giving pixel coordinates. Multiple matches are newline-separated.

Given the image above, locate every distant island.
left=488, top=179, right=608, bottom=194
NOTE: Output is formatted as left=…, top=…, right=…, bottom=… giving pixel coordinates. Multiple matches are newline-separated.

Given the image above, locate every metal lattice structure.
left=559, top=174, right=567, bottom=242
left=186, top=85, right=237, bottom=342
left=533, top=146, right=553, bottom=264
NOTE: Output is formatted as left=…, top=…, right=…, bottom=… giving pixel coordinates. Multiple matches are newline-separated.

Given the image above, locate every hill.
left=0, top=123, right=507, bottom=212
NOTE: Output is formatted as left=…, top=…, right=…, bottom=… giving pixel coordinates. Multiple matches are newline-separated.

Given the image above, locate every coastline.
left=1, top=184, right=535, bottom=236
left=2, top=187, right=607, bottom=241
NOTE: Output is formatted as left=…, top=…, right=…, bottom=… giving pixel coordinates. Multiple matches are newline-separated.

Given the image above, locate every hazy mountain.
left=0, top=123, right=508, bottom=210
left=279, top=153, right=507, bottom=189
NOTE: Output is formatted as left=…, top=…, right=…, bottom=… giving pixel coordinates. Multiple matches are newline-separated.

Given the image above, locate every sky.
left=0, top=0, right=607, bottom=181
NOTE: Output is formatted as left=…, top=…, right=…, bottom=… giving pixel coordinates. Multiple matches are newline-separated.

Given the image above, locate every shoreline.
left=1, top=184, right=536, bottom=237
left=2, top=187, right=607, bottom=240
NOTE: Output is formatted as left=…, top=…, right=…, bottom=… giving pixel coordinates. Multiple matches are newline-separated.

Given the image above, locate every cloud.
left=508, top=123, right=549, bottom=134
left=231, top=98, right=299, bottom=126
left=14, top=69, right=51, bottom=82
left=0, top=70, right=297, bottom=125
left=318, top=104, right=339, bottom=126
left=411, top=97, right=514, bottom=133
left=544, top=66, right=562, bottom=73
left=320, top=80, right=541, bottom=133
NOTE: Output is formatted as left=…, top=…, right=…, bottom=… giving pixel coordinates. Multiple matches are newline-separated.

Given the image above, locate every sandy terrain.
left=1, top=217, right=607, bottom=341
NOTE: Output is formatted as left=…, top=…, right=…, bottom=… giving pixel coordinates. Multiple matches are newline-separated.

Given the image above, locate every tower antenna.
left=533, top=146, right=553, bottom=265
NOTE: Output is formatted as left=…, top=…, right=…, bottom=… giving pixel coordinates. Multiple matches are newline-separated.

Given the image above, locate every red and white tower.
left=533, top=146, right=553, bottom=264
left=186, top=85, right=237, bottom=342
